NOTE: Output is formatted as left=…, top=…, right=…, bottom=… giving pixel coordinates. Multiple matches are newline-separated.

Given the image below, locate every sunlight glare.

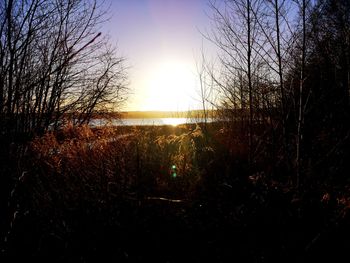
left=142, top=60, right=197, bottom=111
left=163, top=118, right=187, bottom=126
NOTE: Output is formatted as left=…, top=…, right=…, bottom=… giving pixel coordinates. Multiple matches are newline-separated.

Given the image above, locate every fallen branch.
left=145, top=197, right=184, bottom=203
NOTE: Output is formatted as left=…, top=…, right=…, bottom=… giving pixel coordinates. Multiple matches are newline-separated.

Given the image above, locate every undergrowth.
left=1, top=123, right=350, bottom=262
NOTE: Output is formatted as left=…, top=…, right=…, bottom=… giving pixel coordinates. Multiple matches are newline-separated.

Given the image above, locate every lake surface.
left=90, top=117, right=213, bottom=127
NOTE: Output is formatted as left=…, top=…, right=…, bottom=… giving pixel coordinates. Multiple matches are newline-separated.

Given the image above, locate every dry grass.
left=4, top=123, right=350, bottom=262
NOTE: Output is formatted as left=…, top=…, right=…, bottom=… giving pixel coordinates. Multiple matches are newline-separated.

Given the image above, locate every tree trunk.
left=296, top=0, right=306, bottom=191
left=247, top=0, right=253, bottom=165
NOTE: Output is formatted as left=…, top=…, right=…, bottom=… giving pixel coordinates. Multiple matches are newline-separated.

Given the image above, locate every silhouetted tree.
left=207, top=0, right=264, bottom=163
left=0, top=0, right=127, bottom=140
left=296, top=0, right=307, bottom=190
left=295, top=0, right=350, bottom=185
left=206, top=0, right=350, bottom=188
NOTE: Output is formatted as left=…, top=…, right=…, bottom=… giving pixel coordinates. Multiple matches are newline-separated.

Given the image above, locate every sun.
left=142, top=60, right=197, bottom=111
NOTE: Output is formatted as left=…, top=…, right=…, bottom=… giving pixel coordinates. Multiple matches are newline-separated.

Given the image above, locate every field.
left=1, top=123, right=350, bottom=262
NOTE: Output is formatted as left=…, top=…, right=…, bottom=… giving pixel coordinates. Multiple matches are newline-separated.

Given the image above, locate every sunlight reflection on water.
left=90, top=118, right=213, bottom=127
left=162, top=118, right=187, bottom=126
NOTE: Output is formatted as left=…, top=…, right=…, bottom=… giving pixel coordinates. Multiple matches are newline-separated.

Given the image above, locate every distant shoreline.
left=119, top=110, right=216, bottom=119
left=89, top=117, right=214, bottom=127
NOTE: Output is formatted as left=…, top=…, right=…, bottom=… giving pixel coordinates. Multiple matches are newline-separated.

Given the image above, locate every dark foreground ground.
left=1, top=124, right=350, bottom=262
left=3, top=183, right=350, bottom=262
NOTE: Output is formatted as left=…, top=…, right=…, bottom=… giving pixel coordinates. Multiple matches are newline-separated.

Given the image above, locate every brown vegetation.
left=1, top=123, right=349, bottom=261
left=1, top=0, right=350, bottom=261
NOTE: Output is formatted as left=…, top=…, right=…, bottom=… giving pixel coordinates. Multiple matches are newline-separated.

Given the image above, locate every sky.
left=103, top=0, right=216, bottom=111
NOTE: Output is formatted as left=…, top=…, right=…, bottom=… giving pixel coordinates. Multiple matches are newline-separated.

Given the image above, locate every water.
left=89, top=117, right=213, bottom=127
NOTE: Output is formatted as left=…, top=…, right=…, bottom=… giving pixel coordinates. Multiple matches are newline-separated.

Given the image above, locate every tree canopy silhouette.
left=0, top=0, right=128, bottom=140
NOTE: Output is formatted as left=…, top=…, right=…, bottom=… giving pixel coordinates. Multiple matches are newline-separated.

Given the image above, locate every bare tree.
left=250, top=0, right=299, bottom=136
left=296, top=0, right=307, bottom=190
left=207, top=0, right=263, bottom=163
left=247, top=0, right=254, bottom=163
left=0, top=0, right=128, bottom=138
left=196, top=47, right=216, bottom=134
